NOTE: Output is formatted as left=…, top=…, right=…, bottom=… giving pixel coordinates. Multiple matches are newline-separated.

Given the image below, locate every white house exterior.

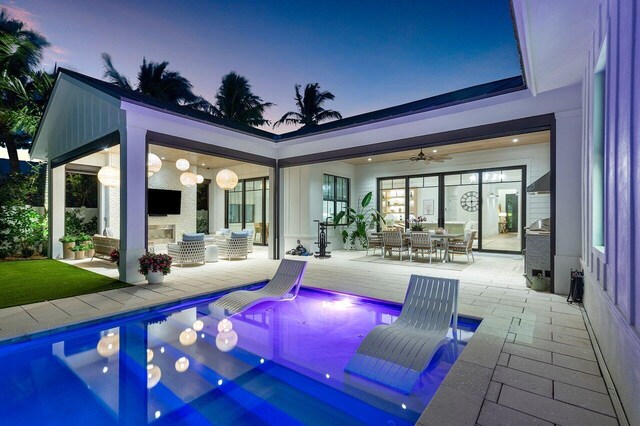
left=30, top=0, right=640, bottom=422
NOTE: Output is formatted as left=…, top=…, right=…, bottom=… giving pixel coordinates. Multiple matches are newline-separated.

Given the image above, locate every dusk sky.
left=2, top=0, right=521, bottom=133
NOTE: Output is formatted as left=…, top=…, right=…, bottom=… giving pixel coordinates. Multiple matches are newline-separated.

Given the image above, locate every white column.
left=119, top=126, right=147, bottom=283
left=275, top=166, right=285, bottom=259
left=48, top=163, right=65, bottom=259
left=554, top=109, right=583, bottom=294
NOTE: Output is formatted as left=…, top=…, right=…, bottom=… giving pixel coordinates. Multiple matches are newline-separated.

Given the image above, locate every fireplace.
left=148, top=224, right=176, bottom=244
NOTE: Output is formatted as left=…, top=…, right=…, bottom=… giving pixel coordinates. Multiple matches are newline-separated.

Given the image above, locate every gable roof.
left=55, top=68, right=526, bottom=143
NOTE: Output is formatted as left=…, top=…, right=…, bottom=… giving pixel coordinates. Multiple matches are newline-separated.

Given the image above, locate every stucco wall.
left=581, top=0, right=640, bottom=423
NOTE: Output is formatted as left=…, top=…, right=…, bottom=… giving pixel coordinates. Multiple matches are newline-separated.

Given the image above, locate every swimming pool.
left=0, top=285, right=478, bottom=425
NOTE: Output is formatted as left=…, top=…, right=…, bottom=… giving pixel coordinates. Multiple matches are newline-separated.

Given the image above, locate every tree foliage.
left=274, top=83, right=342, bottom=129
left=101, top=53, right=200, bottom=105
left=0, top=9, right=51, bottom=173
left=211, top=72, right=273, bottom=127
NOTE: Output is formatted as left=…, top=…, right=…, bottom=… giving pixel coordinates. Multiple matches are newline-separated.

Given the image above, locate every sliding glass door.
left=225, top=177, right=269, bottom=245
left=480, top=169, right=524, bottom=252
left=444, top=172, right=479, bottom=248
left=377, top=166, right=525, bottom=253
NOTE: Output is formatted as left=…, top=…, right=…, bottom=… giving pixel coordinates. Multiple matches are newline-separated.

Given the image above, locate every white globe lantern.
left=196, top=174, right=204, bottom=184
left=147, top=364, right=162, bottom=388
left=147, top=153, right=162, bottom=174
left=179, top=328, right=197, bottom=346
left=147, top=348, right=154, bottom=363
left=176, top=159, right=190, bottom=171
left=175, top=356, right=190, bottom=373
left=98, top=166, right=120, bottom=187
left=180, top=172, right=198, bottom=187
left=215, top=330, right=238, bottom=352
left=216, top=169, right=238, bottom=190
left=96, top=332, right=119, bottom=357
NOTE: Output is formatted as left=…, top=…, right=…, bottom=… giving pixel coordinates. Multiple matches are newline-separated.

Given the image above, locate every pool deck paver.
left=0, top=249, right=623, bottom=425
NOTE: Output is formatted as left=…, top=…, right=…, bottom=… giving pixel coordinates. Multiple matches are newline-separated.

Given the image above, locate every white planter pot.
left=147, top=271, right=165, bottom=284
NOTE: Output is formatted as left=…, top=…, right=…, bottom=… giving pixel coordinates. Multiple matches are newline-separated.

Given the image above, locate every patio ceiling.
left=342, top=130, right=549, bottom=165
left=106, top=144, right=245, bottom=170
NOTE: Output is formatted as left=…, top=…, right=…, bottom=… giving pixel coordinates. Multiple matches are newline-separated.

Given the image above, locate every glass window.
left=592, top=42, right=606, bottom=251
left=409, top=177, right=423, bottom=187
left=444, top=174, right=461, bottom=186
left=323, top=174, right=350, bottom=224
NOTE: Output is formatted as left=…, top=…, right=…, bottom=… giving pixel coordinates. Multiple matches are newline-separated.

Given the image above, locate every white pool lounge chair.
left=212, top=259, right=307, bottom=315
left=345, top=274, right=459, bottom=394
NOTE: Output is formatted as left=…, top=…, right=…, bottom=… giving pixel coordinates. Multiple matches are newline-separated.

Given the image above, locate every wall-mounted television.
left=148, top=189, right=181, bottom=216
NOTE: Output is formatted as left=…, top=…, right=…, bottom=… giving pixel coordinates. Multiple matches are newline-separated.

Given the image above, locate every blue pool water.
left=0, top=285, right=478, bottom=425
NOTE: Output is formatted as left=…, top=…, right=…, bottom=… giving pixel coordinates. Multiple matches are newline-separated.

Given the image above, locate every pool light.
left=160, top=346, right=165, bottom=354
left=260, top=358, right=265, bottom=364
left=102, top=366, right=108, bottom=374
left=155, top=411, right=161, bottom=419
left=218, top=379, right=223, bottom=386
left=401, top=403, right=407, bottom=410
left=325, top=373, right=330, bottom=379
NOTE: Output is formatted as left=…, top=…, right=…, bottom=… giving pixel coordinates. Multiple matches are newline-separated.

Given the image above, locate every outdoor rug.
left=350, top=255, right=479, bottom=271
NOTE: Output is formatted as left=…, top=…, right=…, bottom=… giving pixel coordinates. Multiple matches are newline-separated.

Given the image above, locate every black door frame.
left=376, top=165, right=527, bottom=255
left=224, top=176, right=269, bottom=246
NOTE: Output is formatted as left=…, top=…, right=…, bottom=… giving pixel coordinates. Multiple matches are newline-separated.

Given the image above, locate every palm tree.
left=0, top=9, right=49, bottom=173
left=211, top=72, right=273, bottom=127
left=273, top=83, right=342, bottom=129
left=101, top=53, right=199, bottom=105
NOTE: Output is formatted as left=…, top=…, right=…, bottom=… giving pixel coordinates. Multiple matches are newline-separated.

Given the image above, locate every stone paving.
left=0, top=248, right=623, bottom=425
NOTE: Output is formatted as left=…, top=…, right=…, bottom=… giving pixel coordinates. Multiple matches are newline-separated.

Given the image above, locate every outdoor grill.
left=524, top=218, right=551, bottom=287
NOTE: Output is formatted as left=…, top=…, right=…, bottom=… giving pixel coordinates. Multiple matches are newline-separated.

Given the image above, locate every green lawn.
left=0, top=259, right=131, bottom=309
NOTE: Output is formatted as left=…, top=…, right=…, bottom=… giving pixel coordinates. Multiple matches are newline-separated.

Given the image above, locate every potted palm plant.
left=332, top=192, right=385, bottom=250
left=59, top=235, right=76, bottom=260
left=139, top=253, right=172, bottom=284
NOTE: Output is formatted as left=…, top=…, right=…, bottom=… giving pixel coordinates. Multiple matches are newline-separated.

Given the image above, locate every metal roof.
left=57, top=68, right=525, bottom=142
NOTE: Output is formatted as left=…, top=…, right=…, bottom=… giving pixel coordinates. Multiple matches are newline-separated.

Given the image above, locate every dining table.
left=372, top=232, right=464, bottom=263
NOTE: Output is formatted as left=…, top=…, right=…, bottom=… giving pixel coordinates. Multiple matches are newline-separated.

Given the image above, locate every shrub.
left=59, top=235, right=77, bottom=243
left=0, top=206, right=48, bottom=256
left=65, top=209, right=98, bottom=236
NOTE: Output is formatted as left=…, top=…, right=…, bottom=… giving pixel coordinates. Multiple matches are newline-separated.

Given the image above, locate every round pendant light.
left=147, top=153, right=162, bottom=174
left=176, top=158, right=190, bottom=171
left=97, top=332, right=120, bottom=357
left=196, top=174, right=204, bottom=184
left=179, top=328, right=198, bottom=346
left=98, top=166, right=120, bottom=187
left=175, top=356, right=190, bottom=373
left=216, top=169, right=238, bottom=190
left=180, top=171, right=198, bottom=187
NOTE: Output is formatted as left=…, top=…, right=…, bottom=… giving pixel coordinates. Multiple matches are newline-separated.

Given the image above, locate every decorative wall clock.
left=460, top=191, right=480, bottom=212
